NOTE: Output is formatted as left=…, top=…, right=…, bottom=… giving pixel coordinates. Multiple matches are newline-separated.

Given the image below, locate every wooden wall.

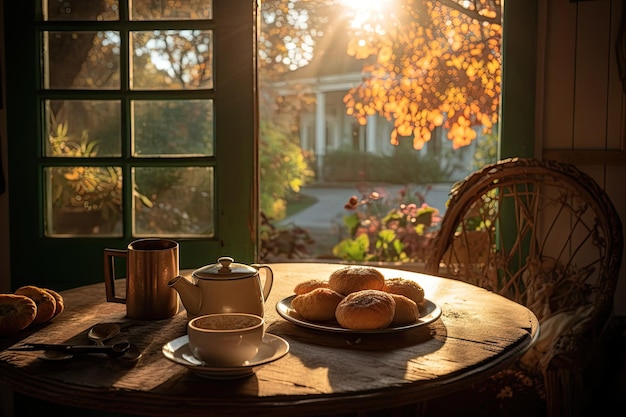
left=0, top=0, right=8, bottom=294
left=537, top=0, right=626, bottom=314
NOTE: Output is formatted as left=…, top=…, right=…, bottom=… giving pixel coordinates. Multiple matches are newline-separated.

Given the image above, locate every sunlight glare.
left=339, top=0, right=390, bottom=12
left=340, top=0, right=394, bottom=34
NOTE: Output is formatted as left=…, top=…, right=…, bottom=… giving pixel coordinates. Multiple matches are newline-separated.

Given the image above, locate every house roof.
left=281, top=24, right=374, bottom=80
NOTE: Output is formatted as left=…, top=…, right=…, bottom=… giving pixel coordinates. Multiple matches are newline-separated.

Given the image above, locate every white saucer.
left=162, top=333, right=289, bottom=379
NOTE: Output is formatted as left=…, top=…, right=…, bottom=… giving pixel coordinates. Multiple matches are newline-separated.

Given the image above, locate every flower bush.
left=259, top=212, right=315, bottom=261
left=332, top=185, right=442, bottom=263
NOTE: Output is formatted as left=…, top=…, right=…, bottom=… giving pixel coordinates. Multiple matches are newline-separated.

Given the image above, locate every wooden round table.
left=0, top=263, right=539, bottom=417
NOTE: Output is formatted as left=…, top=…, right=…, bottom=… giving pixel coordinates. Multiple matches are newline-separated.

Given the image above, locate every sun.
left=339, top=0, right=391, bottom=12
left=339, top=0, right=395, bottom=33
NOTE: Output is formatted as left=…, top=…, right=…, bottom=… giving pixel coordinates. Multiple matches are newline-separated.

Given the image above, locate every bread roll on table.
left=292, top=287, right=344, bottom=322
left=329, top=266, right=385, bottom=296
left=335, top=290, right=395, bottom=330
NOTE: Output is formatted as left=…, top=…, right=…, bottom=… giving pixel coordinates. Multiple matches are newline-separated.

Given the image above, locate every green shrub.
left=323, top=149, right=453, bottom=184
left=332, top=185, right=442, bottom=263
left=259, top=120, right=314, bottom=220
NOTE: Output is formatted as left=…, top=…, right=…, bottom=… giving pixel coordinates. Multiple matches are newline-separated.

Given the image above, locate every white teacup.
left=187, top=313, right=265, bottom=366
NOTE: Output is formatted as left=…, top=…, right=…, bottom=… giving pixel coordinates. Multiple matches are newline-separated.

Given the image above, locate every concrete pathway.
left=280, top=183, right=453, bottom=229
left=278, top=183, right=454, bottom=257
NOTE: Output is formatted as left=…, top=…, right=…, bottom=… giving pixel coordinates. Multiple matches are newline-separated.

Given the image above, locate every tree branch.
left=434, top=0, right=502, bottom=26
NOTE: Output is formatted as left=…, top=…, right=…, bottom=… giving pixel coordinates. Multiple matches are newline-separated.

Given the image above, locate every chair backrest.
left=425, top=158, right=623, bottom=330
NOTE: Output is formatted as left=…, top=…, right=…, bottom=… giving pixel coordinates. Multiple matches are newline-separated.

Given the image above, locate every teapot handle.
left=252, top=264, right=273, bottom=302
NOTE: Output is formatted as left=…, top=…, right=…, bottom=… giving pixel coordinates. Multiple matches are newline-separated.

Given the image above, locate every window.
left=4, top=0, right=535, bottom=289
left=258, top=0, right=518, bottom=262
left=42, top=2, right=215, bottom=238
left=6, top=0, right=258, bottom=289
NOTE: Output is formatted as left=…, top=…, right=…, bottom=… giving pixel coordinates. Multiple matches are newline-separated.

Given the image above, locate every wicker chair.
left=423, top=158, right=623, bottom=417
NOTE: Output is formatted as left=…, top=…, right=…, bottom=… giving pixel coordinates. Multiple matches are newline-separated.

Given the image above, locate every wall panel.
left=573, top=0, right=611, bottom=149
left=542, top=0, right=577, bottom=149
left=539, top=0, right=626, bottom=314
left=607, top=0, right=624, bottom=150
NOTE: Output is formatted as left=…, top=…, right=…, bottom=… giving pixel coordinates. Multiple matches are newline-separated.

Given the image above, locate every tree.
left=259, top=120, right=314, bottom=219
left=260, top=0, right=502, bottom=150
left=258, top=0, right=337, bottom=125
left=343, top=0, right=502, bottom=149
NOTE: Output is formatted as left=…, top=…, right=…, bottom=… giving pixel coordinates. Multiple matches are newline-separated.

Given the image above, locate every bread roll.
left=44, top=288, right=65, bottom=319
left=292, top=288, right=344, bottom=322
left=335, top=290, right=395, bottom=330
left=0, top=294, right=37, bottom=335
left=390, top=294, right=419, bottom=325
left=15, top=285, right=56, bottom=324
left=329, top=266, right=385, bottom=296
left=294, top=279, right=330, bottom=295
left=382, top=277, right=425, bottom=306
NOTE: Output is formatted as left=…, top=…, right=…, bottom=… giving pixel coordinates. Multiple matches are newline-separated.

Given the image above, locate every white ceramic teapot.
left=168, top=256, right=274, bottom=319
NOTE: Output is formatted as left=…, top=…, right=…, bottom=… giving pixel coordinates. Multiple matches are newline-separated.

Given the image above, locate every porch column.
left=315, top=91, right=326, bottom=182
left=366, top=115, right=377, bottom=153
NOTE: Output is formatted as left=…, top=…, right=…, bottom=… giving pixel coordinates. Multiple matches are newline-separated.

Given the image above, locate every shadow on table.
left=267, top=316, right=445, bottom=351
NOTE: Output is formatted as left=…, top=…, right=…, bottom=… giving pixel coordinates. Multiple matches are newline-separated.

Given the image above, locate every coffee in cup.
left=187, top=313, right=264, bottom=366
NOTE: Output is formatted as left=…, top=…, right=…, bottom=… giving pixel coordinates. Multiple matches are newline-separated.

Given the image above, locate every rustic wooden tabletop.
left=0, top=262, right=539, bottom=417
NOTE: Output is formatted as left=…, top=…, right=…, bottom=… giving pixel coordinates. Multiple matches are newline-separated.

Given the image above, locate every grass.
left=285, top=193, right=318, bottom=218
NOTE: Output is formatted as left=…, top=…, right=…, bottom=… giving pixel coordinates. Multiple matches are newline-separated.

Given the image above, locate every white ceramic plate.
left=162, top=333, right=289, bottom=379
left=276, top=295, right=442, bottom=333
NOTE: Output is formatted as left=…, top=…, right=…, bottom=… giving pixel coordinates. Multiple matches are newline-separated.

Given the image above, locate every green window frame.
left=5, top=0, right=258, bottom=289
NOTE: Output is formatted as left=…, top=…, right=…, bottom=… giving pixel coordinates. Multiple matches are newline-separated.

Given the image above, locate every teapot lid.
left=193, top=256, right=257, bottom=280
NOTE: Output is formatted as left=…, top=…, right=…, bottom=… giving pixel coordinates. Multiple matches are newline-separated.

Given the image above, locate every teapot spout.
left=168, top=275, right=202, bottom=317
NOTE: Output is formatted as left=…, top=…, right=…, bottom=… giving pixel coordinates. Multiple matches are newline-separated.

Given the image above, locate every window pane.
left=130, top=0, right=212, bottom=20
left=132, top=99, right=213, bottom=156
left=45, top=100, right=122, bottom=157
left=130, top=30, right=213, bottom=90
left=133, top=167, right=214, bottom=237
left=45, top=166, right=123, bottom=236
left=44, top=31, right=120, bottom=89
left=43, top=0, right=120, bottom=21
left=258, top=1, right=502, bottom=260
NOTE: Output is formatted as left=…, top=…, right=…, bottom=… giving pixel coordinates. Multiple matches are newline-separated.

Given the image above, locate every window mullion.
left=120, top=5, right=132, bottom=237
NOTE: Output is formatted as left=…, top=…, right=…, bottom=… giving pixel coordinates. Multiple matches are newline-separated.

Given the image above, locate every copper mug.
left=104, top=238, right=180, bottom=320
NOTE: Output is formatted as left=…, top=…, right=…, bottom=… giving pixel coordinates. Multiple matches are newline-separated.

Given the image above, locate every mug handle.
left=252, top=264, right=273, bottom=302
left=104, top=248, right=128, bottom=304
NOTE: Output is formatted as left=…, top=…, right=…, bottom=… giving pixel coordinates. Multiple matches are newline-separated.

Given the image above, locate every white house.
left=267, top=27, right=481, bottom=183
